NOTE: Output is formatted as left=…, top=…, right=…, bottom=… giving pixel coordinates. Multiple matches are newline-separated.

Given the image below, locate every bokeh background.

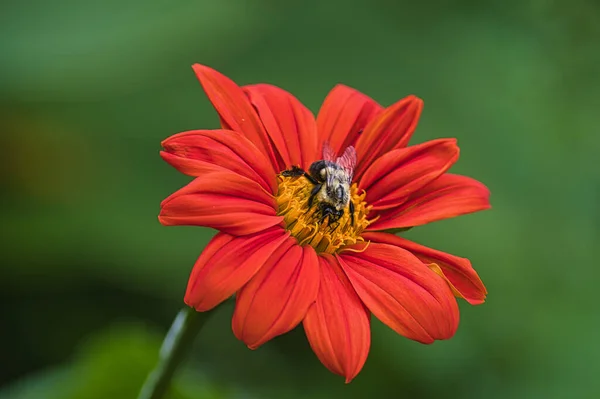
left=2, top=0, right=599, bottom=398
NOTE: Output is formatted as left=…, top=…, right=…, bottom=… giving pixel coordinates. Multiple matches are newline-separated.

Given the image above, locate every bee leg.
left=281, top=165, right=305, bottom=178
left=308, top=184, right=322, bottom=208
left=303, top=172, right=319, bottom=185
left=349, top=201, right=355, bottom=226
left=319, top=207, right=333, bottom=225
left=330, top=212, right=342, bottom=231
left=282, top=166, right=319, bottom=185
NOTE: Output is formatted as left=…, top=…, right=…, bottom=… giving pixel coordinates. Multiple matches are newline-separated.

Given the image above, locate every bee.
left=282, top=143, right=357, bottom=226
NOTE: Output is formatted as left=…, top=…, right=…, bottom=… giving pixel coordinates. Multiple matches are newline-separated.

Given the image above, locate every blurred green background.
left=1, top=0, right=599, bottom=398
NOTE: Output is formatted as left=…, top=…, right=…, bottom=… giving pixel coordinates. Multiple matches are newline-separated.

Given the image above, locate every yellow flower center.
left=276, top=174, right=372, bottom=254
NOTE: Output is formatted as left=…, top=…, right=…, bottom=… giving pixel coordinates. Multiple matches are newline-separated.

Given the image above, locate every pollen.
left=276, top=175, right=372, bottom=254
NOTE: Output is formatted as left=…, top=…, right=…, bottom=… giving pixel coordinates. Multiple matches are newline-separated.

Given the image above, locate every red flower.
left=159, top=64, right=491, bottom=382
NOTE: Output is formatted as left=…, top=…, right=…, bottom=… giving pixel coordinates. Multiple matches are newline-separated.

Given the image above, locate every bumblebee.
left=282, top=144, right=357, bottom=226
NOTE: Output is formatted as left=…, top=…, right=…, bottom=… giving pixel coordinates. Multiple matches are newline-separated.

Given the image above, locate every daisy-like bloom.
left=159, top=64, right=491, bottom=382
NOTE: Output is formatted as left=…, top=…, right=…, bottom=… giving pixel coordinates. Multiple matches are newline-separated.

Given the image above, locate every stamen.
left=338, top=240, right=371, bottom=254
left=275, top=175, right=372, bottom=254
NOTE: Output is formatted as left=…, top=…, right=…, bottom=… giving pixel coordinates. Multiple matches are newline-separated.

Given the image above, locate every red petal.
left=363, top=232, right=487, bottom=305
left=303, top=254, right=370, bottom=383
left=159, top=170, right=281, bottom=236
left=339, top=242, right=459, bottom=343
left=354, top=95, right=423, bottom=179
left=369, top=173, right=491, bottom=230
left=244, top=84, right=318, bottom=171
left=232, top=243, right=319, bottom=349
left=185, top=228, right=290, bottom=311
left=359, top=139, right=459, bottom=211
left=315, top=84, right=382, bottom=157
left=191, top=64, right=278, bottom=169
left=161, top=129, right=277, bottom=194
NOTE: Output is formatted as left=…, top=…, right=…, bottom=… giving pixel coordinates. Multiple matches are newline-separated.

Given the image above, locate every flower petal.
left=363, top=232, right=487, bottom=305
left=426, top=263, right=467, bottom=301
left=354, top=95, right=423, bottom=179
left=159, top=170, right=281, bottom=236
left=161, top=129, right=277, bottom=193
left=339, top=242, right=459, bottom=343
left=244, top=84, right=318, bottom=171
left=232, top=243, right=319, bottom=349
left=359, top=139, right=459, bottom=211
left=185, top=228, right=290, bottom=311
left=368, top=173, right=491, bottom=230
left=315, top=84, right=382, bottom=158
left=303, top=254, right=370, bottom=383
left=191, top=64, right=278, bottom=168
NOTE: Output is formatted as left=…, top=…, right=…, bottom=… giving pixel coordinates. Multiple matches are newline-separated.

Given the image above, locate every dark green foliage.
left=1, top=0, right=598, bottom=398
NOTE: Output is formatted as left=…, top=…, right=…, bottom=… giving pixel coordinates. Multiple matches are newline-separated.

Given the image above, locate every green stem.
left=138, top=307, right=211, bottom=399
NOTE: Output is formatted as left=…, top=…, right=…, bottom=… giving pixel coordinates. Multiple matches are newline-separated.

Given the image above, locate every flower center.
left=276, top=174, right=372, bottom=254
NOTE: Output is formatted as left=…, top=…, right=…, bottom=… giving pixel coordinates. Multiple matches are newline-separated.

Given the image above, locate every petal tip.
left=406, top=94, right=424, bottom=104
left=157, top=214, right=170, bottom=226
left=442, top=138, right=460, bottom=158
left=468, top=298, right=486, bottom=306
left=403, top=95, right=424, bottom=116
left=191, top=63, right=229, bottom=90
left=191, top=63, right=210, bottom=75
left=183, top=295, right=209, bottom=312
left=159, top=150, right=170, bottom=161
left=332, top=83, right=358, bottom=93
left=191, top=63, right=211, bottom=81
left=443, top=137, right=458, bottom=147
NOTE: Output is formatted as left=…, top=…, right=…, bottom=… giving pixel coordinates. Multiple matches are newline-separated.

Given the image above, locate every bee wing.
left=336, top=146, right=357, bottom=179
left=322, top=141, right=336, bottom=162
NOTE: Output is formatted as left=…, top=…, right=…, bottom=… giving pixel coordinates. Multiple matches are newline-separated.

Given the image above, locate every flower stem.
left=138, top=306, right=211, bottom=399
